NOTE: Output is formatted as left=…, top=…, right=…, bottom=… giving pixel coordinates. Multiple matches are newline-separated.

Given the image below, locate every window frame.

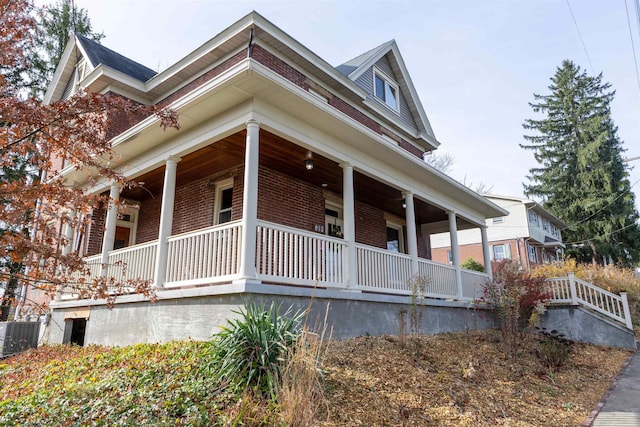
left=214, top=178, right=234, bottom=225
left=372, top=67, right=400, bottom=113
left=385, top=221, right=405, bottom=253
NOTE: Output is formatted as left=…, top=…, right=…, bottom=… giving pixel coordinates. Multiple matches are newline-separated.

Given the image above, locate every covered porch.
left=60, top=121, right=497, bottom=302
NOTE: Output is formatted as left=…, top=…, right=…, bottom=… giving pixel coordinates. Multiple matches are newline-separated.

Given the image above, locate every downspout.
left=247, top=28, right=254, bottom=58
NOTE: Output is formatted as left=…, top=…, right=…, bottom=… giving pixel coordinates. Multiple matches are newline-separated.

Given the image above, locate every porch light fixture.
left=305, top=158, right=314, bottom=170
left=402, top=194, right=406, bottom=209
left=305, top=152, right=314, bottom=170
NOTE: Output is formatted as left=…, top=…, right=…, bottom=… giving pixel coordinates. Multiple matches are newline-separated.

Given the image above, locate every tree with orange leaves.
left=0, top=0, right=179, bottom=316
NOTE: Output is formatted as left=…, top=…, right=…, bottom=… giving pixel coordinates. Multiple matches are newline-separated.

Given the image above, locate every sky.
left=67, top=0, right=640, bottom=210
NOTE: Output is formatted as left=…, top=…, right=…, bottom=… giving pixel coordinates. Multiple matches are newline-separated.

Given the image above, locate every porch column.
left=100, top=182, right=121, bottom=277
left=480, top=225, right=492, bottom=277
left=153, top=155, right=180, bottom=288
left=62, top=209, right=76, bottom=256
left=448, top=210, right=463, bottom=298
left=237, top=120, right=260, bottom=282
left=403, top=191, right=419, bottom=277
left=341, top=163, right=357, bottom=289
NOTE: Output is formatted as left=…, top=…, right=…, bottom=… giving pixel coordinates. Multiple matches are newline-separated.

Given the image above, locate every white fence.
left=547, top=273, right=633, bottom=330
left=165, top=221, right=242, bottom=286
left=357, top=245, right=413, bottom=293
left=417, top=258, right=458, bottom=298
left=256, top=221, right=346, bottom=287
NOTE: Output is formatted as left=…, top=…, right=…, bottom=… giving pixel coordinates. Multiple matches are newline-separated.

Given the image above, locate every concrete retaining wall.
left=540, top=305, right=637, bottom=350
left=48, top=283, right=495, bottom=346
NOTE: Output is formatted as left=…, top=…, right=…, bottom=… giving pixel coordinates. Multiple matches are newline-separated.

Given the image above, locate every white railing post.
left=448, top=210, right=463, bottom=299
left=153, top=156, right=180, bottom=288
left=621, top=292, right=633, bottom=330
left=100, top=182, right=121, bottom=278
left=568, top=272, right=578, bottom=305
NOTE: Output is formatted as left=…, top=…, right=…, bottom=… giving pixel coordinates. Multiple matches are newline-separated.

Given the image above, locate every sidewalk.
left=590, top=351, right=640, bottom=426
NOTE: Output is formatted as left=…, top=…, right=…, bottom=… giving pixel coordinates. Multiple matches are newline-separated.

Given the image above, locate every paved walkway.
left=591, top=351, right=640, bottom=426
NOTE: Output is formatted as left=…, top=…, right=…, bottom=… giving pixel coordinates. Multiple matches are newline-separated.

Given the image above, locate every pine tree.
left=521, top=60, right=640, bottom=265
left=23, top=0, right=103, bottom=98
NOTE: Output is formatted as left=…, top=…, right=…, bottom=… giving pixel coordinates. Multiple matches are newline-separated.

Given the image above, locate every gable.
left=352, top=54, right=418, bottom=129
left=337, top=40, right=438, bottom=148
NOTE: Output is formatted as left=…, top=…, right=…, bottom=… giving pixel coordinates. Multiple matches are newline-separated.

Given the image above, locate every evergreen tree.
left=24, top=0, right=103, bottom=98
left=521, top=60, right=640, bottom=265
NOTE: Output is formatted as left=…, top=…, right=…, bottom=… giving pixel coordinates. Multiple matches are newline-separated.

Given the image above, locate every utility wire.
left=624, top=0, right=640, bottom=93
left=566, top=0, right=595, bottom=74
left=565, top=221, right=639, bottom=245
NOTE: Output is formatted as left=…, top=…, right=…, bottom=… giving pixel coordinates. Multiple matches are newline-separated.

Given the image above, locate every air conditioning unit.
left=0, top=321, right=40, bottom=358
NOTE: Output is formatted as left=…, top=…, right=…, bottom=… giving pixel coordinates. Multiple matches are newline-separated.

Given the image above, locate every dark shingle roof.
left=76, top=34, right=157, bottom=82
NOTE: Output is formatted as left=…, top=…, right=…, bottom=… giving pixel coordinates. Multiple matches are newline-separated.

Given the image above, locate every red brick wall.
left=136, top=195, right=161, bottom=244
left=355, top=201, right=386, bottom=248
left=257, top=166, right=325, bottom=231
left=85, top=203, right=106, bottom=256
left=431, top=238, right=520, bottom=268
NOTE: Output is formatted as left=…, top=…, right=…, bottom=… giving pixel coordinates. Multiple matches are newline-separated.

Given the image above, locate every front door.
left=114, top=226, right=131, bottom=250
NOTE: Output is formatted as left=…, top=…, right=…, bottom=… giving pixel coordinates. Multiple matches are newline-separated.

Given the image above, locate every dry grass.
left=318, top=330, right=631, bottom=426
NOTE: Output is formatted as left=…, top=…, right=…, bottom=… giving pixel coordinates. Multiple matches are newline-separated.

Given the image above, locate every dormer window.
left=373, top=68, right=399, bottom=111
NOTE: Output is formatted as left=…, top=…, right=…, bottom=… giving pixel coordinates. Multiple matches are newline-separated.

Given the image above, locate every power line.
left=565, top=221, right=639, bottom=245
left=566, top=0, right=595, bottom=74
left=624, top=0, right=640, bottom=93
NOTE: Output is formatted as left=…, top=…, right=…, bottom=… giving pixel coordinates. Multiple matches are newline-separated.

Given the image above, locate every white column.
left=480, top=225, right=492, bottom=277
left=100, top=182, right=121, bottom=277
left=153, top=156, right=180, bottom=288
left=403, top=191, right=419, bottom=277
left=62, top=209, right=76, bottom=256
left=341, top=163, right=357, bottom=289
left=448, top=210, right=463, bottom=298
left=237, top=121, right=260, bottom=282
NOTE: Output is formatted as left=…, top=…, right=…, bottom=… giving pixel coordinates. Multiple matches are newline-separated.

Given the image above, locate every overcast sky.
left=69, top=0, right=640, bottom=210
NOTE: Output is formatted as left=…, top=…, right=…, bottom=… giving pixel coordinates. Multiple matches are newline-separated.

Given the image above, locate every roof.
left=76, top=34, right=157, bottom=82
left=335, top=41, right=393, bottom=76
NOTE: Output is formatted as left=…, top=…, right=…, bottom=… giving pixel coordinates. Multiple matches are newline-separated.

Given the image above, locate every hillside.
left=0, top=330, right=631, bottom=426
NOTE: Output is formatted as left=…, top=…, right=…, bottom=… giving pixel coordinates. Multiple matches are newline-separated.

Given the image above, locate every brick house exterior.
left=431, top=195, right=566, bottom=270
left=38, top=12, right=507, bottom=346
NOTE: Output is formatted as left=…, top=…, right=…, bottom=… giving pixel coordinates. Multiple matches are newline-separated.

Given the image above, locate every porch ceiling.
left=122, top=129, right=474, bottom=229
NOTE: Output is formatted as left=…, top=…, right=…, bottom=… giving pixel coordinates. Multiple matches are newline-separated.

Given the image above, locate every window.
left=542, top=218, right=549, bottom=231
left=528, top=244, right=539, bottom=263
left=386, top=222, right=405, bottom=253
left=491, top=244, right=511, bottom=261
left=528, top=210, right=538, bottom=226
left=325, top=202, right=343, bottom=238
left=373, top=68, right=399, bottom=111
left=214, top=179, right=234, bottom=225
left=447, top=250, right=453, bottom=264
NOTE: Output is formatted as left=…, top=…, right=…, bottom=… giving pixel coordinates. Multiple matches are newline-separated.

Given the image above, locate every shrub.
left=208, top=301, right=306, bottom=400
left=485, top=260, right=552, bottom=357
left=536, top=328, right=573, bottom=370
left=461, top=257, right=484, bottom=272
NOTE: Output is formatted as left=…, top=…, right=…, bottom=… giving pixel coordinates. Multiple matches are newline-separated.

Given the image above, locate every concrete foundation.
left=540, top=305, right=637, bottom=350
left=48, top=283, right=495, bottom=346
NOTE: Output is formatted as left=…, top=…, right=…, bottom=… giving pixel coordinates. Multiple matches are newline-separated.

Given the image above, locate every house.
left=35, top=12, right=509, bottom=346
left=431, top=195, right=567, bottom=269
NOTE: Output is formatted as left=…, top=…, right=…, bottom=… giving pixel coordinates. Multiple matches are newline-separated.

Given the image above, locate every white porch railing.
left=417, top=258, right=457, bottom=298
left=357, top=245, right=412, bottom=293
left=64, top=221, right=494, bottom=304
left=547, top=274, right=633, bottom=330
left=165, top=221, right=242, bottom=286
left=255, top=221, right=346, bottom=287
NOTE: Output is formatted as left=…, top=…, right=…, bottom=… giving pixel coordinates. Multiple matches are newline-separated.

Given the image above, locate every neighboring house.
left=36, top=12, right=508, bottom=346
left=431, top=195, right=567, bottom=269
